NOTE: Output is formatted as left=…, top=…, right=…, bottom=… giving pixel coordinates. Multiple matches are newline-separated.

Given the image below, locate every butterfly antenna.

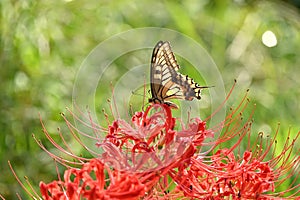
left=131, top=90, right=148, bottom=111
left=131, top=91, right=144, bottom=96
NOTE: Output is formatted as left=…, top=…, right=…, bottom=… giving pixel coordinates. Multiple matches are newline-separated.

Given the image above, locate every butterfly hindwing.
left=149, top=41, right=207, bottom=108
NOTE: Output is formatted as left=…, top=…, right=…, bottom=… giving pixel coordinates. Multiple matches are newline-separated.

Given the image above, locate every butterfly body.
left=149, top=41, right=208, bottom=109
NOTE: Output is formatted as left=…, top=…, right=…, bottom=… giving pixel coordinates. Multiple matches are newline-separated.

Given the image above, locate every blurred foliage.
left=1, top=0, right=299, bottom=198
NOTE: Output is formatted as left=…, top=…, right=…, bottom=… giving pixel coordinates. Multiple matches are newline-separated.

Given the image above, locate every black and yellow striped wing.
left=148, top=41, right=207, bottom=108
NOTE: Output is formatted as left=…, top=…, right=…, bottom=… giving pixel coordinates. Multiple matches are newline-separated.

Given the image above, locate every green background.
left=1, top=0, right=299, bottom=198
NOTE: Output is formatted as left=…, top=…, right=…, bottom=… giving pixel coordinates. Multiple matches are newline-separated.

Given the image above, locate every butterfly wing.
left=149, top=41, right=207, bottom=108
left=172, top=73, right=206, bottom=101
left=153, top=41, right=180, bottom=71
left=149, top=41, right=180, bottom=105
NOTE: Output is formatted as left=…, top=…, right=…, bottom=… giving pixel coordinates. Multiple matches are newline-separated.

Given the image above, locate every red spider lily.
left=170, top=150, right=276, bottom=199
left=7, top=85, right=300, bottom=199
left=99, top=104, right=211, bottom=172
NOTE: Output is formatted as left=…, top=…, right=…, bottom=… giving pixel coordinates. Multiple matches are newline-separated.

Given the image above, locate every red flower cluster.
left=35, top=101, right=299, bottom=199
left=8, top=89, right=299, bottom=199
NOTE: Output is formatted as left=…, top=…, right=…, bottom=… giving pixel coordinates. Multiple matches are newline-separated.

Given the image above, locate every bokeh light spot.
left=262, top=30, right=277, bottom=47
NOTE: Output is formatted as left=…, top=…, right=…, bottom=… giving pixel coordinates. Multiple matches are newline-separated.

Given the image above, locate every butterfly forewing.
left=153, top=41, right=180, bottom=72
left=149, top=41, right=207, bottom=108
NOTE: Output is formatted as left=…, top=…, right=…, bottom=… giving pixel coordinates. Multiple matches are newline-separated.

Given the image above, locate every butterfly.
left=148, top=41, right=208, bottom=109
